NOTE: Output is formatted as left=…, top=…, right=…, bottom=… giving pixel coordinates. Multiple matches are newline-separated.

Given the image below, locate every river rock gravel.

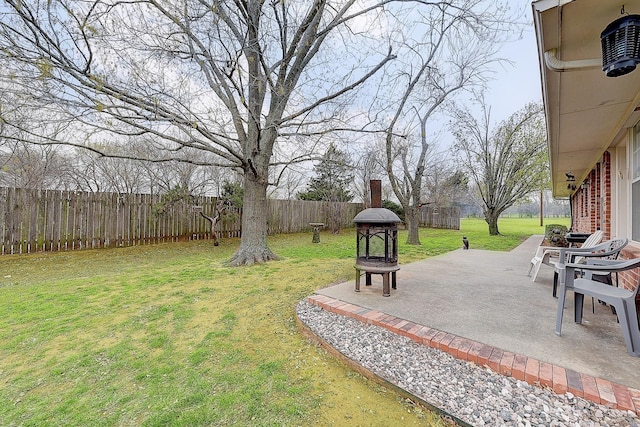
left=296, top=300, right=640, bottom=427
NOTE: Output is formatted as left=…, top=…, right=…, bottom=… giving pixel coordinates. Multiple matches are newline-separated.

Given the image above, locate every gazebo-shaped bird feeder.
left=353, top=180, right=401, bottom=296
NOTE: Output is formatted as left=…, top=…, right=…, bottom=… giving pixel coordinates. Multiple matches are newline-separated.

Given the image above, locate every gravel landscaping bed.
left=296, top=300, right=640, bottom=427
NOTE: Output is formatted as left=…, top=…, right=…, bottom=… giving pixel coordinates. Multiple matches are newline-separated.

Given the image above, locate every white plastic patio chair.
left=528, top=229, right=603, bottom=282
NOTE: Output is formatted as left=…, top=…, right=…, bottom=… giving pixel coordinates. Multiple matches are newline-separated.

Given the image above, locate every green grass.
left=0, top=217, right=564, bottom=426
left=395, top=216, right=568, bottom=261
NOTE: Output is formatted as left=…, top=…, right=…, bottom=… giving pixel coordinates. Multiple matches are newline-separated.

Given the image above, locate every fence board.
left=49, top=190, right=58, bottom=251
left=36, top=190, right=45, bottom=251
left=0, top=188, right=6, bottom=254
left=12, top=188, right=22, bottom=253
left=420, top=206, right=461, bottom=230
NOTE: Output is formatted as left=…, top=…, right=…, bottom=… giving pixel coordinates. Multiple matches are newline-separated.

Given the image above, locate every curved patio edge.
left=295, top=303, right=472, bottom=427
left=302, top=293, right=640, bottom=417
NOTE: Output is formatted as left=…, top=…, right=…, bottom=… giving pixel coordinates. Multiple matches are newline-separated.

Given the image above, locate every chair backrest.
left=571, top=237, right=628, bottom=265
left=568, top=230, right=605, bottom=264
left=581, top=229, right=604, bottom=249
left=602, top=238, right=628, bottom=260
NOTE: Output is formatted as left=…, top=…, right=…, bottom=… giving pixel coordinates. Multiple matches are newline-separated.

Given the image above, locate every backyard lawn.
left=0, top=217, right=566, bottom=426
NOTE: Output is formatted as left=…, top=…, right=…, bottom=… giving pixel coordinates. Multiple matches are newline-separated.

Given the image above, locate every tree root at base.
left=226, top=249, right=280, bottom=266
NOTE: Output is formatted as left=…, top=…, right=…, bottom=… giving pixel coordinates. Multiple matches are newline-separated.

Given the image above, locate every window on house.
left=632, top=122, right=640, bottom=240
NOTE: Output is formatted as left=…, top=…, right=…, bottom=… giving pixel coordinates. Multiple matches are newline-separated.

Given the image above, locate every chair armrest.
left=584, top=259, right=624, bottom=266
left=580, top=259, right=627, bottom=280
left=534, top=246, right=561, bottom=259
left=559, top=241, right=616, bottom=263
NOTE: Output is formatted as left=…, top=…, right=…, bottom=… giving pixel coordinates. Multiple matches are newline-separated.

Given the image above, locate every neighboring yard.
left=0, top=218, right=567, bottom=426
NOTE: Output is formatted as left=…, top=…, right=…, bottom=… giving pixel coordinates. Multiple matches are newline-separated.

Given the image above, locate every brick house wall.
left=602, top=152, right=612, bottom=240
left=568, top=151, right=640, bottom=291
left=570, top=162, right=604, bottom=239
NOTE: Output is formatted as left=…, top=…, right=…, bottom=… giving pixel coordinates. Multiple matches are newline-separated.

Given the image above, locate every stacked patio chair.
left=528, top=229, right=603, bottom=282
left=551, top=238, right=628, bottom=297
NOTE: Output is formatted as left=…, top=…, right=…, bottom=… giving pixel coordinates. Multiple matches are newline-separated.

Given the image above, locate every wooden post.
left=540, top=189, right=544, bottom=227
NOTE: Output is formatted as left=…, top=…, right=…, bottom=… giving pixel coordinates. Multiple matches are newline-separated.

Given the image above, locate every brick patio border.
left=305, top=294, right=640, bottom=415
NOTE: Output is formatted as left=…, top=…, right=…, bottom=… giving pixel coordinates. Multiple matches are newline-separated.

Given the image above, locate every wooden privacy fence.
left=0, top=187, right=364, bottom=255
left=267, top=199, right=363, bottom=234
left=420, top=206, right=460, bottom=230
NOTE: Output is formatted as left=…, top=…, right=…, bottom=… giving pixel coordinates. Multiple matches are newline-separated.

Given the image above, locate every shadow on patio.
left=303, top=235, right=640, bottom=414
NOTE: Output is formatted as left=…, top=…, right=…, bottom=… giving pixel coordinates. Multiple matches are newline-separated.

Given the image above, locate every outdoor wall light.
left=566, top=172, right=576, bottom=191
left=601, top=9, right=640, bottom=77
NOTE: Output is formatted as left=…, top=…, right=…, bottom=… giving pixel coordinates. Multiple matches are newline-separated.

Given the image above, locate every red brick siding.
left=572, top=152, right=639, bottom=292
left=602, top=152, right=612, bottom=239
left=570, top=153, right=611, bottom=241
left=620, top=246, right=640, bottom=291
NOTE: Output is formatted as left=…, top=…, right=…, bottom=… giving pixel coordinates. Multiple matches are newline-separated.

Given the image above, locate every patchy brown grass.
left=0, top=230, right=450, bottom=426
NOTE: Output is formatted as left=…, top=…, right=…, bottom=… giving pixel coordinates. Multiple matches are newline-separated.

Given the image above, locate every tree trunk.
left=329, top=202, right=343, bottom=234
left=539, top=189, right=544, bottom=227
left=405, top=206, right=421, bottom=245
left=486, top=210, right=500, bottom=235
left=227, top=173, right=279, bottom=266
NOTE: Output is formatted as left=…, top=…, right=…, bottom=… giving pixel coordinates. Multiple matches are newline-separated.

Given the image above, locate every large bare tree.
left=452, top=101, right=548, bottom=235
left=0, top=0, right=408, bottom=265
left=378, top=0, right=515, bottom=244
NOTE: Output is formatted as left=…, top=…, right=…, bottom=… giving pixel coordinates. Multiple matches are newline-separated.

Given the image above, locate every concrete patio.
left=307, top=235, right=640, bottom=412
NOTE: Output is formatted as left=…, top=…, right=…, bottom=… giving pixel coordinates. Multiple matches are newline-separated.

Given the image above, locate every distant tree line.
left=0, top=140, right=244, bottom=198
left=0, top=135, right=500, bottom=224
